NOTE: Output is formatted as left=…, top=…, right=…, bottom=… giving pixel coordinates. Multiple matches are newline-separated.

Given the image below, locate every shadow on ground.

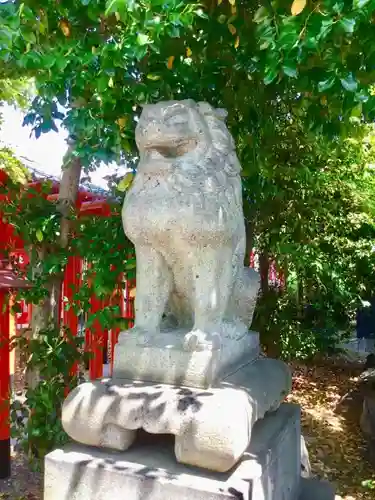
left=288, top=360, right=375, bottom=500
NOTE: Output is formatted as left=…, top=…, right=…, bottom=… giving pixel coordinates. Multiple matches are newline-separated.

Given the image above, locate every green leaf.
left=124, top=259, right=136, bottom=270
left=264, top=66, right=278, bottom=85
left=355, top=90, right=369, bottom=103
left=318, top=76, right=335, bottom=92
left=36, top=229, right=44, bottom=242
left=283, top=65, right=298, bottom=78
left=318, top=19, right=334, bottom=40
left=117, top=172, right=134, bottom=192
left=195, top=9, right=208, bottom=19
left=340, top=18, right=356, bottom=34
left=351, top=103, right=362, bottom=117
left=23, top=31, right=36, bottom=43
left=97, top=75, right=108, bottom=92
left=333, top=1, right=345, bottom=13
left=253, top=6, right=269, bottom=24
left=137, top=33, right=151, bottom=46
left=146, top=73, right=161, bottom=81
left=105, top=0, right=120, bottom=15
left=340, top=73, right=358, bottom=92
left=353, top=0, right=370, bottom=8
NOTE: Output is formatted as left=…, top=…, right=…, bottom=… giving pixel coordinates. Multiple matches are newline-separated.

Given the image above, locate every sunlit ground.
left=288, top=362, right=375, bottom=500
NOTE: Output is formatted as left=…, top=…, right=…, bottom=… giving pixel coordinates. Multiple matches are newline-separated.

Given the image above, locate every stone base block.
left=62, top=358, right=291, bottom=472
left=47, top=404, right=334, bottom=500
left=299, top=478, right=335, bottom=500
left=113, top=328, right=259, bottom=388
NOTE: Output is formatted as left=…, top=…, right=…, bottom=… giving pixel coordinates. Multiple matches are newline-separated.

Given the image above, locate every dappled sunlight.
left=288, top=362, right=375, bottom=500
left=303, top=406, right=345, bottom=433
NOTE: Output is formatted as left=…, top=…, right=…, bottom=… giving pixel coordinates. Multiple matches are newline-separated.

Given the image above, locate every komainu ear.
left=197, top=101, right=228, bottom=122
left=215, top=108, right=228, bottom=121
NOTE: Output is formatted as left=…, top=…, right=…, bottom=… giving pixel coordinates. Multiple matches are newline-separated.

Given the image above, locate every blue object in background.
left=356, top=298, right=375, bottom=340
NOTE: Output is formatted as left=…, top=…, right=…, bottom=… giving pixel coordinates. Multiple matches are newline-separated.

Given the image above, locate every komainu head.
left=135, top=99, right=241, bottom=178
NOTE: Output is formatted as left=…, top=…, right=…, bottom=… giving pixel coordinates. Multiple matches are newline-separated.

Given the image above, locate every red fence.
left=13, top=256, right=135, bottom=381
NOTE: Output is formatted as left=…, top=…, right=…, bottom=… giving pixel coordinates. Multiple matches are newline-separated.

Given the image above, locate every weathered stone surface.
left=299, top=478, right=335, bottom=500
left=119, top=99, right=260, bottom=359
left=58, top=99, right=296, bottom=484
left=359, top=367, right=375, bottom=464
left=46, top=404, right=309, bottom=500
left=62, top=358, right=292, bottom=472
left=300, top=435, right=311, bottom=478
left=113, top=328, right=259, bottom=388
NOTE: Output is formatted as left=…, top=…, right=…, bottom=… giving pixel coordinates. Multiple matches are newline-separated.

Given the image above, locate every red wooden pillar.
left=88, top=293, right=104, bottom=381
left=63, top=256, right=82, bottom=378
left=0, top=268, right=29, bottom=480
left=0, top=290, right=10, bottom=479
left=102, top=297, right=110, bottom=366
left=110, top=275, right=125, bottom=376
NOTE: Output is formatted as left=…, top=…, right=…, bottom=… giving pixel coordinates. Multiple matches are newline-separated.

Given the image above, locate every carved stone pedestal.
left=113, top=328, right=260, bottom=389
left=45, top=404, right=335, bottom=500
left=62, top=357, right=291, bottom=472
left=44, top=98, right=337, bottom=499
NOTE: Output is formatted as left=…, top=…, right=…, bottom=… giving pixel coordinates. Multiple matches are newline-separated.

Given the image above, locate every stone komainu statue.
left=121, top=99, right=260, bottom=350
left=59, top=102, right=293, bottom=480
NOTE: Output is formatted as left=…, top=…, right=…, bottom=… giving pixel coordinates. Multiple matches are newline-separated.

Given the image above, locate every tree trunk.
left=53, top=147, right=82, bottom=315
left=25, top=146, right=82, bottom=389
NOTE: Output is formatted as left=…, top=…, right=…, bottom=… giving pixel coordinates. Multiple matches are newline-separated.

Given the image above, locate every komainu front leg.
left=118, top=245, right=171, bottom=345
left=183, top=245, right=233, bottom=351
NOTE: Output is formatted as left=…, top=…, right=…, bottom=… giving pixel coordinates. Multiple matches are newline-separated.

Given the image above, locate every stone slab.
left=62, top=358, right=291, bottom=472
left=113, top=328, right=259, bottom=389
left=299, top=478, right=335, bottom=500
left=46, top=403, right=313, bottom=500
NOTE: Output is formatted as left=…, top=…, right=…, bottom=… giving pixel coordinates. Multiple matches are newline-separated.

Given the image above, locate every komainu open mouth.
left=145, top=138, right=197, bottom=158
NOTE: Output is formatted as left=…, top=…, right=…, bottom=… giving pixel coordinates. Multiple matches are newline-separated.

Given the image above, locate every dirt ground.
left=288, top=360, right=375, bottom=500
left=0, top=360, right=374, bottom=500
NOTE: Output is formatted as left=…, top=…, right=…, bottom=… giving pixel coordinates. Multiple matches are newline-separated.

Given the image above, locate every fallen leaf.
left=289, top=360, right=375, bottom=500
